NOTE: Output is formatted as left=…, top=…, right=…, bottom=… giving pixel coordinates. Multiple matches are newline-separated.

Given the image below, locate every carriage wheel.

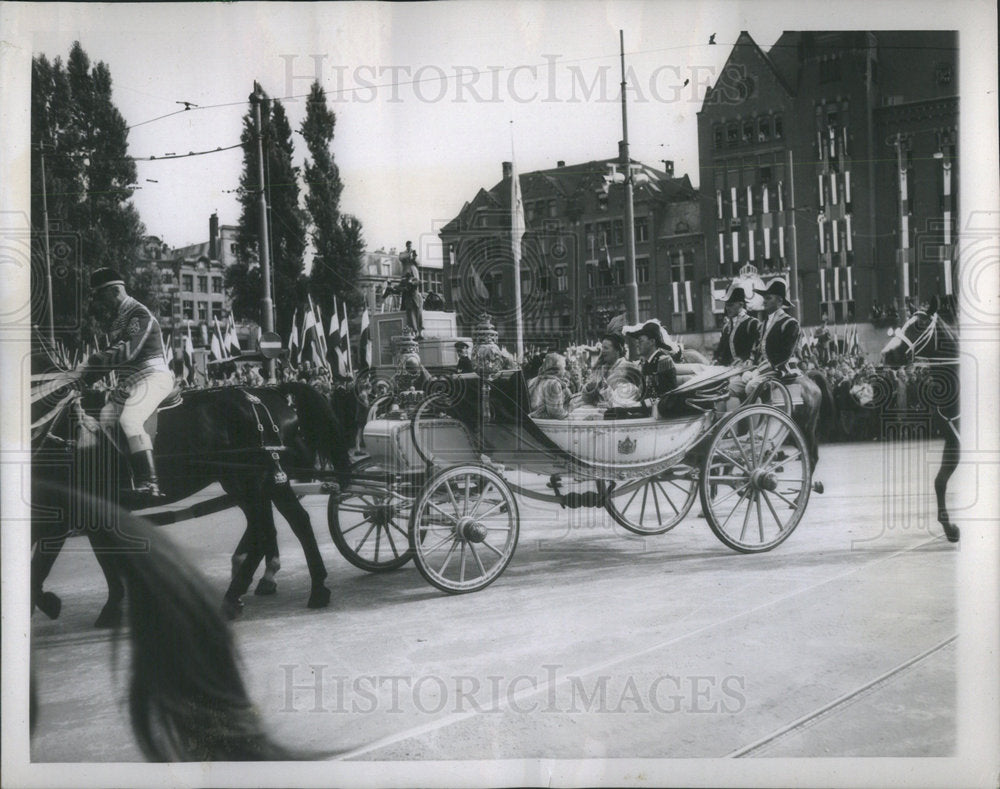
left=700, top=405, right=811, bottom=553
left=409, top=465, right=519, bottom=594
left=604, top=466, right=698, bottom=535
left=327, top=459, right=416, bottom=572
left=750, top=379, right=793, bottom=416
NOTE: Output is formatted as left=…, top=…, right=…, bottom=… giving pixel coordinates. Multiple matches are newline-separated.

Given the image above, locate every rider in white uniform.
left=80, top=268, right=175, bottom=499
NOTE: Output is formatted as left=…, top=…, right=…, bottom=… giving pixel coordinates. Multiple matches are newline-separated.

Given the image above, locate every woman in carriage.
left=570, top=333, right=642, bottom=412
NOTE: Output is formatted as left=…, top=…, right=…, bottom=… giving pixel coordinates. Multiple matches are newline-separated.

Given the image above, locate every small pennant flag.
left=326, top=296, right=341, bottom=372
left=183, top=325, right=195, bottom=382
left=209, top=319, right=226, bottom=361
left=288, top=308, right=301, bottom=367
left=226, top=315, right=241, bottom=358
left=470, top=265, right=489, bottom=300
left=338, top=299, right=351, bottom=377
left=359, top=307, right=372, bottom=371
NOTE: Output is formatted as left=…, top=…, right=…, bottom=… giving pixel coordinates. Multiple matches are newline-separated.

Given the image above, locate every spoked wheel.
left=409, top=465, right=519, bottom=594
left=751, top=378, right=793, bottom=416
left=327, top=459, right=417, bottom=572
left=700, top=404, right=811, bottom=553
left=604, top=466, right=698, bottom=535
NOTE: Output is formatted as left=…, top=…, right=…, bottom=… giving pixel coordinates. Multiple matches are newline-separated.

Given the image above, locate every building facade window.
left=774, top=115, right=784, bottom=139
left=212, top=276, right=223, bottom=294
left=197, top=301, right=208, bottom=322
left=198, top=275, right=208, bottom=293
left=211, top=302, right=223, bottom=321
left=636, top=256, right=650, bottom=284
left=183, top=300, right=194, bottom=320
left=612, top=219, right=624, bottom=246
left=635, top=216, right=649, bottom=243
left=638, top=297, right=653, bottom=321
left=757, top=117, right=771, bottom=142
left=713, top=127, right=724, bottom=149
left=727, top=123, right=738, bottom=147
left=182, top=274, right=194, bottom=292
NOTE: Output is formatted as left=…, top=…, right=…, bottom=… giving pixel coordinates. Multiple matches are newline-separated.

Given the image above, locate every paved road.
left=30, top=439, right=958, bottom=762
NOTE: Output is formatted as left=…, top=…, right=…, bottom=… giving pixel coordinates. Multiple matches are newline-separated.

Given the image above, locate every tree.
left=228, top=92, right=308, bottom=341
left=31, top=42, right=149, bottom=350
left=300, top=81, right=365, bottom=314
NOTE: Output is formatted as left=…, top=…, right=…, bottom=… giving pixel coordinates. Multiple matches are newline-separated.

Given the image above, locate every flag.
left=288, top=308, right=301, bottom=367
left=161, top=329, right=172, bottom=367
left=226, top=315, right=241, bottom=358
left=359, top=307, right=372, bottom=371
left=209, top=319, right=226, bottom=361
left=470, top=265, right=489, bottom=300
left=308, top=294, right=330, bottom=371
left=326, top=296, right=341, bottom=372
left=183, top=325, right=195, bottom=382
left=338, top=299, right=351, bottom=376
left=301, top=304, right=323, bottom=367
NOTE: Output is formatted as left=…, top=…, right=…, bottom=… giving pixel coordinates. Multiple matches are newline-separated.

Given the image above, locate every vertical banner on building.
left=718, top=232, right=725, bottom=266
left=832, top=219, right=839, bottom=253
left=818, top=214, right=826, bottom=254
left=716, top=190, right=723, bottom=220
left=830, top=172, right=838, bottom=205
left=820, top=268, right=827, bottom=305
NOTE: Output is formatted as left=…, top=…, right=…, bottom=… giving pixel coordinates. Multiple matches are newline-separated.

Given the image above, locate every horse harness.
left=241, top=391, right=289, bottom=485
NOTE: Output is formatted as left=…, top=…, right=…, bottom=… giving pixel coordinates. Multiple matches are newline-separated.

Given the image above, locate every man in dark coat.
left=454, top=341, right=474, bottom=373
left=713, top=286, right=760, bottom=366
left=624, top=319, right=679, bottom=417
left=727, top=279, right=800, bottom=408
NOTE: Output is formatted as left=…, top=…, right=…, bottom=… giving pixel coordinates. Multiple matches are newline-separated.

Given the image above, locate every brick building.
left=697, top=31, right=958, bottom=331
left=439, top=156, right=705, bottom=347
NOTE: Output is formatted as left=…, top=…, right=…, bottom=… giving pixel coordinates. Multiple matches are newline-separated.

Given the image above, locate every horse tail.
left=34, top=480, right=297, bottom=761
left=806, top=369, right=836, bottom=440
left=277, top=381, right=352, bottom=488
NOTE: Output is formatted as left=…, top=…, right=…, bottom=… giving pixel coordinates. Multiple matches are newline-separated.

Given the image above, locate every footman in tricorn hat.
left=78, top=267, right=176, bottom=501
left=454, top=340, right=474, bottom=373
left=713, top=286, right=761, bottom=366
left=727, top=279, right=800, bottom=410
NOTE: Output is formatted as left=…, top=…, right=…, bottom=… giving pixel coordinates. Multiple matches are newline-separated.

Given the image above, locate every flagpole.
left=510, top=123, right=525, bottom=361
left=619, top=30, right=639, bottom=326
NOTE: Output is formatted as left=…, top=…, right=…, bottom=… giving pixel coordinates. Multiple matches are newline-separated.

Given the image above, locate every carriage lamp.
left=471, top=315, right=503, bottom=423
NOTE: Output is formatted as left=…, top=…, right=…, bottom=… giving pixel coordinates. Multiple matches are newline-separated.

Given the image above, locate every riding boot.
left=131, top=449, right=165, bottom=499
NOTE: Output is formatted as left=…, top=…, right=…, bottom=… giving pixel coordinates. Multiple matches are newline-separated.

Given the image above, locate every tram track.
left=726, top=634, right=957, bottom=757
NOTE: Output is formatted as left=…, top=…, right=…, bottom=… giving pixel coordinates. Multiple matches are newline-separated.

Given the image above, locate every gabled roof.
left=702, top=30, right=796, bottom=109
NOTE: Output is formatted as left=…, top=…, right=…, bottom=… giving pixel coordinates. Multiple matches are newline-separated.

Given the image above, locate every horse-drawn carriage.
left=329, top=365, right=815, bottom=593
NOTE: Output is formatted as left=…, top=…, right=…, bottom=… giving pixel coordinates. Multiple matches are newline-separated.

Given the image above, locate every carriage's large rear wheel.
left=700, top=405, right=811, bottom=553
left=604, top=466, right=698, bottom=535
left=409, top=465, right=518, bottom=593
left=327, top=458, right=416, bottom=572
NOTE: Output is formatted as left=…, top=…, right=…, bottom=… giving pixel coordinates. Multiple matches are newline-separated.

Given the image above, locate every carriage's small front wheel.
left=604, top=466, right=698, bottom=535
left=327, top=458, right=416, bottom=572
left=700, top=405, right=811, bottom=553
left=409, top=465, right=519, bottom=593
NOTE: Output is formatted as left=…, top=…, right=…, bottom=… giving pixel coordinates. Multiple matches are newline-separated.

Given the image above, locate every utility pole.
left=619, top=30, right=639, bottom=325
left=250, top=82, right=275, bottom=379
left=786, top=148, right=800, bottom=315
left=39, top=144, right=56, bottom=347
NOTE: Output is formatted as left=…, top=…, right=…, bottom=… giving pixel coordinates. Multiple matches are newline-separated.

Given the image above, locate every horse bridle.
left=892, top=310, right=940, bottom=360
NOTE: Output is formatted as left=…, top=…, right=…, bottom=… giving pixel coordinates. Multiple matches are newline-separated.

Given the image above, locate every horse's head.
left=880, top=298, right=956, bottom=367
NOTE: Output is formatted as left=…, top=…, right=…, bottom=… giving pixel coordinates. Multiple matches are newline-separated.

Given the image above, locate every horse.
left=880, top=297, right=960, bottom=542
left=30, top=481, right=296, bottom=761
left=31, top=378, right=352, bottom=625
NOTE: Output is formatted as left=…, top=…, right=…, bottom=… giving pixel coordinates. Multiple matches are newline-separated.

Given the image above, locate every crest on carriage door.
left=617, top=436, right=636, bottom=455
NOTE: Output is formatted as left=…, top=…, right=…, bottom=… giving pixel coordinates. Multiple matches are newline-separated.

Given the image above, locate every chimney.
left=557, top=160, right=565, bottom=168
left=618, top=140, right=628, bottom=160
left=209, top=212, right=219, bottom=259
left=661, top=160, right=674, bottom=177
left=502, top=161, right=513, bottom=180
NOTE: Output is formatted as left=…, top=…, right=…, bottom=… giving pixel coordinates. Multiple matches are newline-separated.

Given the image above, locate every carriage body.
left=336, top=366, right=814, bottom=593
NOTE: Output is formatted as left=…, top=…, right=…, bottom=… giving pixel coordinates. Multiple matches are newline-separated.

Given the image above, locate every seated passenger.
left=527, top=352, right=572, bottom=419
left=623, top=319, right=679, bottom=418
left=572, top=333, right=641, bottom=410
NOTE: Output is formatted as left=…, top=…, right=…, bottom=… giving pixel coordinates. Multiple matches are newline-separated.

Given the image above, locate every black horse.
left=31, top=481, right=294, bottom=761
left=880, top=297, right=960, bottom=542
left=31, top=379, right=352, bottom=625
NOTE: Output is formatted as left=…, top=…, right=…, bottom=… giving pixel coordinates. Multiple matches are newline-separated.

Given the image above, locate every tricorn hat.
left=754, top=279, right=792, bottom=307
left=454, top=341, right=470, bottom=351
left=725, top=286, right=748, bottom=304
left=623, top=319, right=680, bottom=353
left=90, top=267, right=125, bottom=292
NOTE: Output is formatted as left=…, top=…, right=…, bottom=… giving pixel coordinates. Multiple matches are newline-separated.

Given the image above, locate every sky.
left=6, top=0, right=995, bottom=268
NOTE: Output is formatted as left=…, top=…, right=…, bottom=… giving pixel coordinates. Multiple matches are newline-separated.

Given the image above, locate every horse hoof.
left=254, top=578, right=277, bottom=596
left=222, top=597, right=244, bottom=620
left=942, top=522, right=960, bottom=543
left=812, top=481, right=824, bottom=494
left=307, top=586, right=332, bottom=609
left=94, top=607, right=122, bottom=629
left=36, top=591, right=62, bottom=620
